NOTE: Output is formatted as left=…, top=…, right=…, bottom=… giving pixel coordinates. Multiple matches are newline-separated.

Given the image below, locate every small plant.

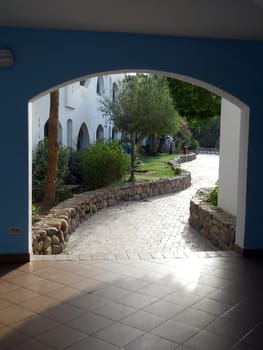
left=174, top=167, right=182, bottom=176
left=206, top=181, right=219, bottom=206
left=32, top=203, right=39, bottom=215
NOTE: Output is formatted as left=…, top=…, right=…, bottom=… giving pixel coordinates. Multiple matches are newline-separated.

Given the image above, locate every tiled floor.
left=0, top=255, right=263, bottom=349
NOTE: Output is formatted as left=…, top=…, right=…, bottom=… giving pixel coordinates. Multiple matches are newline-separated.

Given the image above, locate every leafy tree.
left=167, top=78, right=221, bottom=128
left=173, top=117, right=192, bottom=150
left=100, top=74, right=180, bottom=182
left=192, top=115, right=220, bottom=148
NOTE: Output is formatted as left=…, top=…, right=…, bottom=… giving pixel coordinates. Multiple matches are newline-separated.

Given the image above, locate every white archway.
left=29, top=69, right=249, bottom=250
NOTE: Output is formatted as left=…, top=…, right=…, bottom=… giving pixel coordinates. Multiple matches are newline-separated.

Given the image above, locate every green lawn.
left=131, top=153, right=180, bottom=181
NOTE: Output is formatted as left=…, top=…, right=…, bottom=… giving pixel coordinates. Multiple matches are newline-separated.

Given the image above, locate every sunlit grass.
left=124, top=153, right=180, bottom=181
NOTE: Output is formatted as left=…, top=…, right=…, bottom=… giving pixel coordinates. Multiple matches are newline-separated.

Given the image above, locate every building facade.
left=32, top=74, right=123, bottom=152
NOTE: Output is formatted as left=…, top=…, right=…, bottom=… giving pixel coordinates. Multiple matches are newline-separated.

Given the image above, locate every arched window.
left=67, top=119, right=73, bottom=148
left=77, top=123, right=90, bottom=150
left=44, top=120, right=63, bottom=144
left=97, top=76, right=105, bottom=96
left=112, top=82, right=118, bottom=100
left=112, top=126, right=118, bottom=140
left=96, top=124, right=104, bottom=141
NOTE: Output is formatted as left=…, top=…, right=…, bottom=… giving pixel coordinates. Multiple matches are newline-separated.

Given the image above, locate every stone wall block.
left=47, top=227, right=59, bottom=237
left=32, top=237, right=39, bottom=252
left=51, top=234, right=60, bottom=245
left=153, top=188, right=159, bottom=196
left=44, top=246, right=52, bottom=255
left=37, top=240, right=44, bottom=252
left=57, top=230, right=65, bottom=244
left=136, top=186, right=143, bottom=194
left=33, top=229, right=47, bottom=238
left=52, top=244, right=62, bottom=254
left=59, top=219, right=69, bottom=233
left=43, top=236, right=52, bottom=249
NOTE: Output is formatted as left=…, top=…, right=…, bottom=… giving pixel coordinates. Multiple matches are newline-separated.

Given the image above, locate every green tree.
left=167, top=78, right=221, bottom=128
left=101, top=74, right=180, bottom=182
left=192, top=115, right=220, bottom=148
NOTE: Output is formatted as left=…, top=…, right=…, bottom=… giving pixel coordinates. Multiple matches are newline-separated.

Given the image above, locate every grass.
left=127, top=153, right=180, bottom=181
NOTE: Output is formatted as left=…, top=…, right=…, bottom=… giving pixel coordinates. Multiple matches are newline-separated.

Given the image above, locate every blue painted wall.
left=0, top=28, right=262, bottom=254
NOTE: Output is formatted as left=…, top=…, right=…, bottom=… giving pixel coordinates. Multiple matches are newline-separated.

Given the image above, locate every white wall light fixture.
left=0, top=49, right=14, bottom=68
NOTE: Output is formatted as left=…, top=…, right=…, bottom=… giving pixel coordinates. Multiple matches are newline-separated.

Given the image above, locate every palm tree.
left=43, top=90, right=59, bottom=209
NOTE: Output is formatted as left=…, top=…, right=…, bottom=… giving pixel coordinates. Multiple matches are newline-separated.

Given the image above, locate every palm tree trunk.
left=43, top=90, right=59, bottom=210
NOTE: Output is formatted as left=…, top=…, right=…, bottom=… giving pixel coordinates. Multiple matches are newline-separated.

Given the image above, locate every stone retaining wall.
left=189, top=188, right=236, bottom=250
left=177, top=153, right=196, bottom=163
left=169, top=152, right=196, bottom=166
left=32, top=171, right=191, bottom=255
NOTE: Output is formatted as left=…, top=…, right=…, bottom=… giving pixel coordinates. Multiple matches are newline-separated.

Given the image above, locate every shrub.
left=206, top=181, right=219, bottom=206
left=189, top=138, right=200, bottom=151
left=66, top=150, right=83, bottom=185
left=174, top=167, right=182, bottom=176
left=81, top=141, right=130, bottom=189
left=55, top=185, right=73, bottom=202
left=32, top=138, right=70, bottom=201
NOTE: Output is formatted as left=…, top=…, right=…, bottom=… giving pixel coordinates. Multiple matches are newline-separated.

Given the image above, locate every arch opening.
left=77, top=122, right=90, bottom=150
left=29, top=69, right=249, bottom=254
left=96, top=124, right=104, bottom=141
left=44, top=120, right=63, bottom=144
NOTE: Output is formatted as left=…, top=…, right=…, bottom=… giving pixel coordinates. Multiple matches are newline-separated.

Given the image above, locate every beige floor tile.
left=45, top=286, right=85, bottom=301
left=0, top=304, right=34, bottom=325
left=0, top=280, right=19, bottom=294
left=20, top=295, right=59, bottom=313
left=0, top=287, right=39, bottom=304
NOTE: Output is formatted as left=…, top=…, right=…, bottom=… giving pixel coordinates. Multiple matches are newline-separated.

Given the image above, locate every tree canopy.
left=100, top=73, right=180, bottom=181
left=101, top=74, right=180, bottom=141
left=167, top=78, right=221, bottom=127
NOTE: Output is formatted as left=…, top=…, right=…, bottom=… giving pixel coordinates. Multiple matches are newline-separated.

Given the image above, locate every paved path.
left=64, top=154, right=220, bottom=258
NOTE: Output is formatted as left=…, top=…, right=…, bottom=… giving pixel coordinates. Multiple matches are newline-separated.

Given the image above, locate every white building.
left=32, top=74, right=124, bottom=152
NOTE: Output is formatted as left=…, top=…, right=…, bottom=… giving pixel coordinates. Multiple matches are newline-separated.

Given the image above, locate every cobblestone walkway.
left=64, top=155, right=220, bottom=258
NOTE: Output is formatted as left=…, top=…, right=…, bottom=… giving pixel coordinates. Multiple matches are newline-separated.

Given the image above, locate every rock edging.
left=32, top=169, right=191, bottom=255
left=168, top=152, right=196, bottom=168
left=189, top=188, right=236, bottom=250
